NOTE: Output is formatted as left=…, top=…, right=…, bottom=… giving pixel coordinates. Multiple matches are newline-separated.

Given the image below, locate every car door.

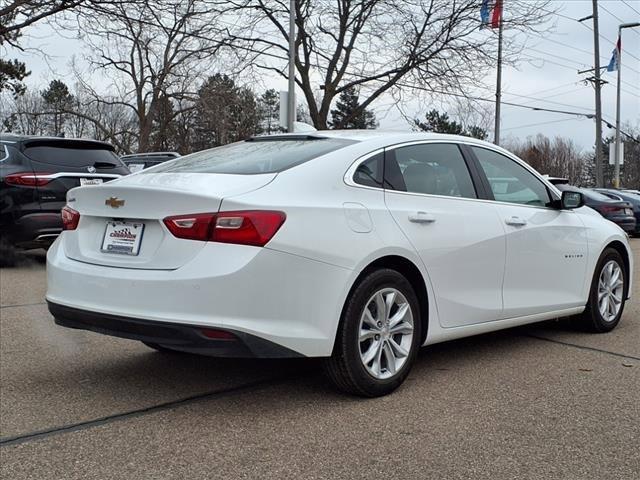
left=383, top=142, right=506, bottom=328
left=469, top=146, right=588, bottom=318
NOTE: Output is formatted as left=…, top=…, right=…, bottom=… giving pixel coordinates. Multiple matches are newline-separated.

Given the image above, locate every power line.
left=600, top=4, right=640, bottom=37
left=515, top=81, right=582, bottom=98
left=525, top=31, right=640, bottom=75
left=502, top=117, right=582, bottom=131
left=621, top=0, right=640, bottom=16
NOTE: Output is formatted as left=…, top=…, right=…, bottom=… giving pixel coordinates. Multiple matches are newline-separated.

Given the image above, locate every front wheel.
left=323, top=269, right=422, bottom=397
left=578, top=248, right=627, bottom=333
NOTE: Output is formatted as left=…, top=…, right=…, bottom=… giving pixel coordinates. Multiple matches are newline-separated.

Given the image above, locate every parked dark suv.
left=0, top=134, right=129, bottom=249
left=120, top=152, right=180, bottom=172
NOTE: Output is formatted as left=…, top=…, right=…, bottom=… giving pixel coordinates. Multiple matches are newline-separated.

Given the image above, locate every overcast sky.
left=7, top=0, right=640, bottom=152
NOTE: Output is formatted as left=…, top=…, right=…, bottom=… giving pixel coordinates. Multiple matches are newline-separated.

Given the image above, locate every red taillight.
left=5, top=172, right=52, bottom=187
left=163, top=210, right=286, bottom=247
left=200, top=328, right=236, bottom=340
left=61, top=206, right=80, bottom=230
left=163, top=213, right=216, bottom=241
left=213, top=211, right=286, bottom=246
left=601, top=205, right=624, bottom=214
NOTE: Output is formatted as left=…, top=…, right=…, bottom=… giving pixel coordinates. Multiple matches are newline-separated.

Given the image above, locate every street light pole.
left=613, top=22, right=640, bottom=188
left=287, top=0, right=296, bottom=133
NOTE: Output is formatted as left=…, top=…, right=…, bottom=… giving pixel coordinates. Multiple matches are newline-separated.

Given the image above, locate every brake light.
left=61, top=206, right=80, bottom=230
left=601, top=205, right=624, bottom=214
left=163, top=210, right=286, bottom=246
left=5, top=172, right=52, bottom=187
left=163, top=213, right=216, bottom=241
left=200, top=328, right=236, bottom=340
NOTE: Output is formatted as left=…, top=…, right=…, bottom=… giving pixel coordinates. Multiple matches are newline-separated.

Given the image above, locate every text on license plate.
left=101, top=221, right=144, bottom=255
left=80, top=178, right=103, bottom=186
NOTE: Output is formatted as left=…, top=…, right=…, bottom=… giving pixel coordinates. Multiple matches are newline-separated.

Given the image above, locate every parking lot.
left=0, top=241, right=638, bottom=479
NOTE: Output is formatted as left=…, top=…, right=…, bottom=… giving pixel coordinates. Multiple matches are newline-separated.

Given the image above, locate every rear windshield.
left=24, top=144, right=123, bottom=167
left=146, top=138, right=356, bottom=175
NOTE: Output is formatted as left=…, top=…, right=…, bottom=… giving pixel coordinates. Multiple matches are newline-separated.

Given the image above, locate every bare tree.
left=74, top=0, right=231, bottom=152
left=228, top=0, right=554, bottom=130
left=507, top=134, right=586, bottom=185
left=0, top=1, right=84, bottom=44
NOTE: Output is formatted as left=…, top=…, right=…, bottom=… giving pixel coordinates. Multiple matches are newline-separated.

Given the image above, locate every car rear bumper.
left=46, top=237, right=352, bottom=357
left=48, top=301, right=302, bottom=357
left=4, top=212, right=62, bottom=248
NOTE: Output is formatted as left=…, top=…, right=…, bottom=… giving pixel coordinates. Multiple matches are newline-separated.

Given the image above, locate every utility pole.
left=287, top=0, right=296, bottom=133
left=613, top=22, right=640, bottom=188
left=493, top=17, right=503, bottom=146
left=591, top=0, right=604, bottom=188
left=579, top=3, right=604, bottom=187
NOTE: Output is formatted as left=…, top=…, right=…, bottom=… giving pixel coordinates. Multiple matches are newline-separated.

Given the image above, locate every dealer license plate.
left=101, top=221, right=144, bottom=255
left=80, top=178, right=103, bottom=186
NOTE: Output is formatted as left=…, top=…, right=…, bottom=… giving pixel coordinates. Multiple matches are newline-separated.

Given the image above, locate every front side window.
left=386, top=143, right=477, bottom=199
left=472, top=147, right=552, bottom=207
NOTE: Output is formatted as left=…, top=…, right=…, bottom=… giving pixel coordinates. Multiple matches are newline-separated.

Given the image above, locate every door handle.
left=505, top=216, right=527, bottom=227
left=408, top=212, right=436, bottom=224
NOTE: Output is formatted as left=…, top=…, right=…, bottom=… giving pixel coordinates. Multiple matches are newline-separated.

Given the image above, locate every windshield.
left=146, top=137, right=356, bottom=175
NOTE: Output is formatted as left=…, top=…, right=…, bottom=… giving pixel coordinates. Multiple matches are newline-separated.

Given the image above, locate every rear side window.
left=148, top=138, right=356, bottom=175
left=23, top=144, right=122, bottom=168
left=0, top=144, right=27, bottom=166
left=386, top=143, right=477, bottom=199
left=353, top=152, right=383, bottom=188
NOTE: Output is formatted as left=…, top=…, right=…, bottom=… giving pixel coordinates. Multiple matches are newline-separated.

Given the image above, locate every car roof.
left=254, top=130, right=499, bottom=150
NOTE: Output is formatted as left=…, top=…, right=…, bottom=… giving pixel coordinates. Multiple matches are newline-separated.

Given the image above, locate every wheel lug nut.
left=377, top=321, right=383, bottom=328
left=374, top=334, right=380, bottom=341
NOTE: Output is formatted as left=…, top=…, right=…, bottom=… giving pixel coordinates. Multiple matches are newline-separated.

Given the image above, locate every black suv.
left=0, top=134, right=129, bottom=249
left=120, top=151, right=180, bottom=172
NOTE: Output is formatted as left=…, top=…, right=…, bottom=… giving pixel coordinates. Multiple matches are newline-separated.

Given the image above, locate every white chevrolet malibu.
left=47, top=131, right=633, bottom=396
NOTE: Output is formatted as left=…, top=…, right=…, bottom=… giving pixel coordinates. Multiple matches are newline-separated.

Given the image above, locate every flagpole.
left=613, top=29, right=622, bottom=188
left=287, top=0, right=296, bottom=133
left=494, top=14, right=503, bottom=146
left=614, top=22, right=640, bottom=188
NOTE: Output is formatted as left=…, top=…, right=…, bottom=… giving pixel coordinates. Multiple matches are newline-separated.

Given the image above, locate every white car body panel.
left=385, top=191, right=506, bottom=327
left=46, top=131, right=634, bottom=357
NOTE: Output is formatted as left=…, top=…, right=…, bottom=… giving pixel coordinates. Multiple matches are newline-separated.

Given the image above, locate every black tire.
left=578, top=248, right=627, bottom=333
left=323, top=269, right=422, bottom=397
left=142, top=342, right=182, bottom=353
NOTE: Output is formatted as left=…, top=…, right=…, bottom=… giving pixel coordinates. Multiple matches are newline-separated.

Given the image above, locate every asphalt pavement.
left=1, top=241, right=638, bottom=479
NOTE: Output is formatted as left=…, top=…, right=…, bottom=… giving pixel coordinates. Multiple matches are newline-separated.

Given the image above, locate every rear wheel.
left=578, top=248, right=627, bottom=333
left=324, top=269, right=421, bottom=397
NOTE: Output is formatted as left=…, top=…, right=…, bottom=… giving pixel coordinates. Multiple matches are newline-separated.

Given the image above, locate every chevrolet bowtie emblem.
left=105, top=197, right=125, bottom=208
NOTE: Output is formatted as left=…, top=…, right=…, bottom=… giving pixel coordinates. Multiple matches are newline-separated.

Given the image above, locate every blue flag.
left=480, top=0, right=491, bottom=28
left=607, top=37, right=620, bottom=72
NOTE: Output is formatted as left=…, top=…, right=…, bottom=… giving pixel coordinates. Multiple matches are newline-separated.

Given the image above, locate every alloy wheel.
left=358, top=288, right=414, bottom=380
left=597, top=260, right=624, bottom=322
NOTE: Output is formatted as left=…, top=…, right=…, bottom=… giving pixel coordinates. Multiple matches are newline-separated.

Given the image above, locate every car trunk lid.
left=62, top=172, right=276, bottom=270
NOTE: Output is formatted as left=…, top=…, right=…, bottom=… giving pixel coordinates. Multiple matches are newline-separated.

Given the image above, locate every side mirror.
left=561, top=191, right=584, bottom=210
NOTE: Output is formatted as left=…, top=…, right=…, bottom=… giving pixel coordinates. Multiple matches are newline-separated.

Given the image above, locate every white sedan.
left=46, top=131, right=633, bottom=396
